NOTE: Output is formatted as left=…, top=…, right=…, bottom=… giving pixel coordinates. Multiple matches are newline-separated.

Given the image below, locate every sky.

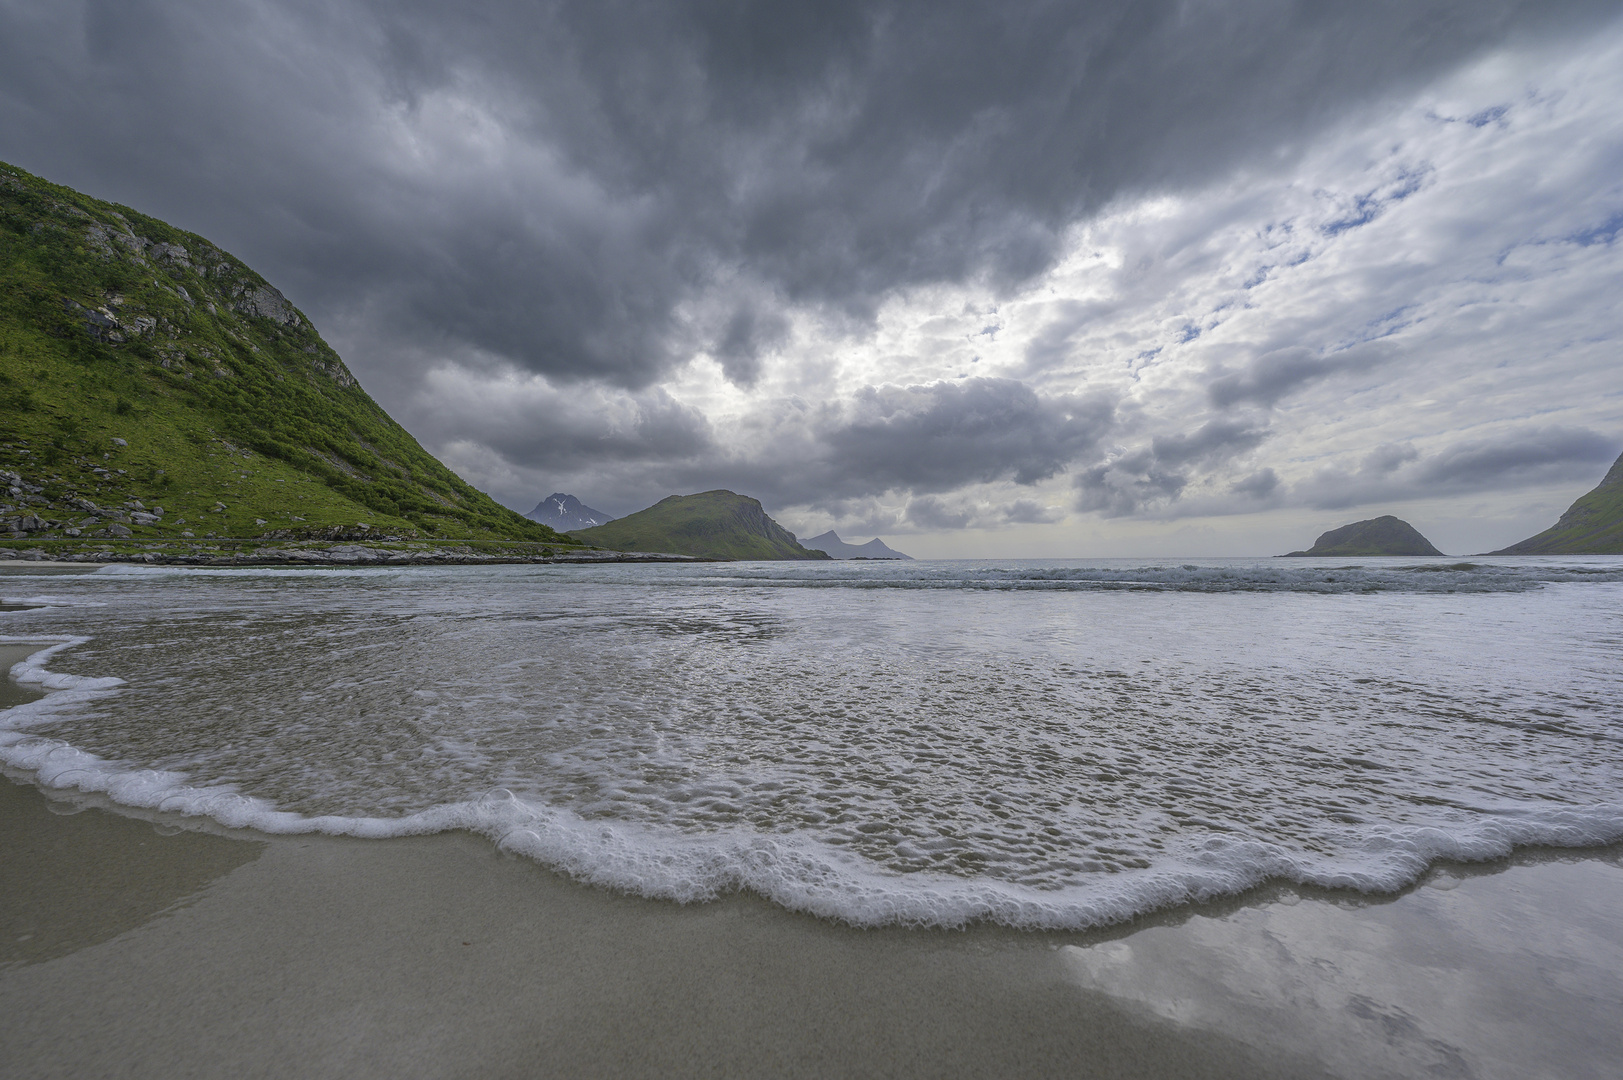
left=3, top=0, right=1621, bottom=557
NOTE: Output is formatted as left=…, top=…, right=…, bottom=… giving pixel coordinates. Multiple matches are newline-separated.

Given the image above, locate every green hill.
left=1282, top=515, right=1444, bottom=557
left=1490, top=450, right=1623, bottom=554
left=571, top=490, right=832, bottom=560
left=0, top=161, right=569, bottom=544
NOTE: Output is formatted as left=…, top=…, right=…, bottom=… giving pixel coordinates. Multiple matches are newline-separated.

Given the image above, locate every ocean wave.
left=5, top=639, right=1621, bottom=930
left=536, top=558, right=1623, bottom=595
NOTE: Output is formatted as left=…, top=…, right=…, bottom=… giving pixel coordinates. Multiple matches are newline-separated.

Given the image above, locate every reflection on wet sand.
left=1060, top=850, right=1623, bottom=1079
left=0, top=776, right=265, bottom=967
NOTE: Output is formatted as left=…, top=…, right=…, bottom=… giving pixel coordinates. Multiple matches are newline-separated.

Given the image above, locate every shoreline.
left=6, top=580, right=1623, bottom=1076
left=3, top=773, right=1621, bottom=1078
left=0, top=542, right=708, bottom=566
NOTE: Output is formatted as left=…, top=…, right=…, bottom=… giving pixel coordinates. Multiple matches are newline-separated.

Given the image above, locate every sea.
left=3, top=556, right=1621, bottom=930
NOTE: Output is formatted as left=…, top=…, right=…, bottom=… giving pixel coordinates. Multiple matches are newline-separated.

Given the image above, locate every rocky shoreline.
left=0, top=544, right=706, bottom=567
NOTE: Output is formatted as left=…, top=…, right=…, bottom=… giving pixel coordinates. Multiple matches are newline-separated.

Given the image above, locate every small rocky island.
left=1281, top=516, right=1444, bottom=557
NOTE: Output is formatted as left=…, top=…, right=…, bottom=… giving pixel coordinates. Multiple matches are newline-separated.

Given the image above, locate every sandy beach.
left=3, top=760, right=1620, bottom=1079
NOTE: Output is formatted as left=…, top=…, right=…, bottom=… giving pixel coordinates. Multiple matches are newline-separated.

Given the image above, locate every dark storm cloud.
left=3, top=0, right=1613, bottom=396
left=711, top=303, right=790, bottom=388
left=423, top=384, right=716, bottom=474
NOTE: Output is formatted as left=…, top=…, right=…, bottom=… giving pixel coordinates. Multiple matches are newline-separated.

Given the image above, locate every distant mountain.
left=570, top=490, right=831, bottom=560
left=801, top=530, right=913, bottom=560
left=1282, top=516, right=1444, bottom=557
left=526, top=493, right=614, bottom=532
left=1490, top=450, right=1623, bottom=554
left=0, top=160, right=567, bottom=544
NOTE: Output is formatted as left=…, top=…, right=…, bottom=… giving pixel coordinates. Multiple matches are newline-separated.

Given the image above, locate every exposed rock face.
left=231, top=283, right=302, bottom=327
left=525, top=493, right=615, bottom=532
left=800, top=530, right=914, bottom=560
left=1490, top=450, right=1623, bottom=554
left=1282, top=516, right=1445, bottom=557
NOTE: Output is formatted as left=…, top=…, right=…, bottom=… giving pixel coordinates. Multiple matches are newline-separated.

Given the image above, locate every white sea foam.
left=4, top=559, right=1621, bottom=929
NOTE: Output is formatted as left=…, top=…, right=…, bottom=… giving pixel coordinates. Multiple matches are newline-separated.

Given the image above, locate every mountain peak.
left=801, top=530, right=914, bottom=560
left=526, top=493, right=615, bottom=532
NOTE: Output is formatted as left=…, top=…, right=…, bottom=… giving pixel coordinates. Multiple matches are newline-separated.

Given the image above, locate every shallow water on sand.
left=3, top=557, right=1621, bottom=928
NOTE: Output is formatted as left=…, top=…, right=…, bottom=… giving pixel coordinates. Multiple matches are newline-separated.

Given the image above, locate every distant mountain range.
left=570, top=490, right=831, bottom=560
left=525, top=493, right=614, bottom=532
left=1490, top=449, right=1623, bottom=554
left=800, top=531, right=912, bottom=560
left=1282, top=516, right=1444, bottom=556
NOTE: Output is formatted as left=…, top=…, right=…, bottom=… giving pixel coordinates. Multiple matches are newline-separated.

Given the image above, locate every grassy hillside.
left=0, top=161, right=569, bottom=544
left=1491, top=452, right=1623, bottom=554
left=1282, top=515, right=1444, bottom=556
left=571, top=490, right=831, bottom=560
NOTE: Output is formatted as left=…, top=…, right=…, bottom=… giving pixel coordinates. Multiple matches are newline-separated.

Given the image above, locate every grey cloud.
left=905, top=496, right=974, bottom=531
left=711, top=304, right=790, bottom=388
left=1207, top=344, right=1392, bottom=408
left=425, top=382, right=715, bottom=474
left=1230, top=468, right=1281, bottom=499
left=1003, top=499, right=1065, bottom=524
left=3, top=0, right=1613, bottom=398
left=1362, top=442, right=1420, bottom=474
left=1415, top=427, right=1617, bottom=487
left=1301, top=425, right=1619, bottom=509
left=457, top=376, right=1112, bottom=521
left=1075, top=454, right=1188, bottom=518
left=1152, top=419, right=1269, bottom=467
left=1075, top=418, right=1271, bottom=516
left=824, top=377, right=1115, bottom=494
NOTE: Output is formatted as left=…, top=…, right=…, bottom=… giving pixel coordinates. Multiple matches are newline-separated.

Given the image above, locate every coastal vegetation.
left=1491, top=451, right=1623, bottom=554
left=570, top=490, right=831, bottom=560
left=0, top=161, right=571, bottom=546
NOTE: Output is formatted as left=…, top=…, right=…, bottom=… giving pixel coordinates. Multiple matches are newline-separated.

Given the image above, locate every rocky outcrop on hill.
left=2, top=468, right=159, bottom=539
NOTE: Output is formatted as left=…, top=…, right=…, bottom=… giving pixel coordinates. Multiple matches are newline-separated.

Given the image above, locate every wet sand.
left=2, top=773, right=1621, bottom=1079
left=6, top=637, right=1623, bottom=1079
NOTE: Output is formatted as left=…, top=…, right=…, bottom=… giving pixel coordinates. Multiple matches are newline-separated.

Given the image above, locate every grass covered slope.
left=1282, top=516, right=1444, bottom=556
left=0, top=161, right=568, bottom=544
left=570, top=490, right=831, bottom=560
left=1491, top=451, right=1623, bottom=554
